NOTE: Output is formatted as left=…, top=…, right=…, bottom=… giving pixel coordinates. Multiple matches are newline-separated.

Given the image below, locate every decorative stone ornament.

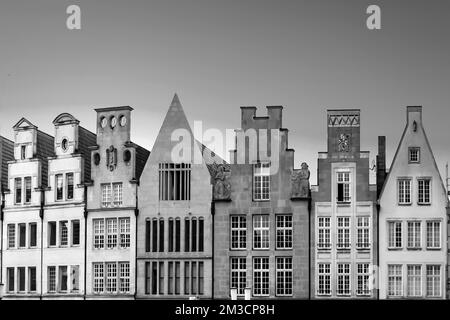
left=106, top=145, right=117, bottom=171
left=211, top=163, right=231, bottom=201
left=291, top=162, right=310, bottom=198
left=93, top=152, right=101, bottom=165
left=338, top=133, right=350, bottom=152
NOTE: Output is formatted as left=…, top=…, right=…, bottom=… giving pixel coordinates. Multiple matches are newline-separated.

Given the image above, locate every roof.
left=196, top=140, right=229, bottom=177
left=78, top=126, right=97, bottom=183
left=0, top=136, right=14, bottom=190
left=36, top=130, right=55, bottom=188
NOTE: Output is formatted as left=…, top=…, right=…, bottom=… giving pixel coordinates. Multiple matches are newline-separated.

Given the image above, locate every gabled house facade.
left=378, top=106, right=448, bottom=299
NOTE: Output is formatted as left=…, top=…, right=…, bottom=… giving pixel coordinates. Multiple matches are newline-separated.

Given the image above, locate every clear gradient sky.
left=1, top=0, right=449, bottom=185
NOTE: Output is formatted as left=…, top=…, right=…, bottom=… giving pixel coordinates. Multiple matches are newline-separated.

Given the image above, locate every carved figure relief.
left=291, top=162, right=310, bottom=198
left=211, top=163, right=231, bottom=200
left=106, top=145, right=117, bottom=171
left=338, top=133, right=350, bottom=152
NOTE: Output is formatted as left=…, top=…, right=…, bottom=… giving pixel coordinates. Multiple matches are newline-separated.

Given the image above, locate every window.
left=191, top=262, right=197, bottom=295
left=388, top=221, right=402, bottom=249
left=276, top=215, right=293, bottom=249
left=25, top=177, right=32, bottom=203
left=119, top=218, right=130, bottom=248
left=398, top=179, right=412, bottom=204
left=15, top=177, right=22, bottom=204
left=175, top=219, right=181, bottom=252
left=72, top=220, right=80, bottom=246
left=169, top=218, right=174, bottom=252
left=231, top=216, right=247, bottom=250
left=388, top=265, right=402, bottom=297
left=59, top=266, right=68, bottom=292
left=356, top=217, right=370, bottom=249
left=106, top=218, right=118, bottom=248
left=113, top=183, right=123, bottom=206
left=48, top=221, right=57, bottom=247
left=356, top=263, right=370, bottom=296
left=408, top=147, right=420, bottom=163
left=60, top=221, right=68, bottom=246
left=317, top=217, right=331, bottom=249
left=276, top=257, right=293, bottom=296
left=29, top=267, right=37, bottom=292
left=191, top=218, right=197, bottom=252
left=8, top=224, right=15, bottom=249
left=18, top=267, right=26, bottom=292
left=159, top=219, right=165, bottom=252
left=230, top=257, right=246, bottom=296
left=93, top=219, right=105, bottom=249
left=198, top=218, right=204, bottom=252
left=337, top=263, right=351, bottom=296
left=407, top=265, right=422, bottom=297
left=318, top=263, right=331, bottom=296
left=61, top=138, right=69, bottom=152
left=152, top=219, right=158, bottom=252
left=66, top=173, right=74, bottom=200
left=93, top=263, right=104, bottom=293
left=56, top=174, right=64, bottom=201
left=253, top=162, right=270, bottom=201
left=71, top=265, right=80, bottom=292
left=426, top=265, right=441, bottom=297
left=101, top=183, right=123, bottom=207
left=407, top=221, right=421, bottom=249
left=337, top=217, right=350, bottom=249
left=29, top=223, right=37, bottom=247
left=7, top=268, right=15, bottom=292
left=253, top=215, right=270, bottom=249
left=159, top=163, right=191, bottom=201
left=92, top=262, right=131, bottom=294
left=184, top=219, right=190, bottom=252
left=175, top=262, right=181, bottom=295
left=106, top=262, right=117, bottom=293
left=19, top=223, right=26, bottom=248
left=253, top=257, right=269, bottom=296
left=426, top=221, right=441, bottom=249
left=184, top=262, right=190, bottom=295
left=159, top=261, right=164, bottom=294
left=418, top=178, right=431, bottom=204
left=145, top=219, right=151, bottom=252
left=21, top=145, right=26, bottom=160
left=101, top=184, right=112, bottom=207
left=337, top=171, right=351, bottom=202
left=48, top=266, right=56, bottom=293
left=168, top=262, right=174, bottom=295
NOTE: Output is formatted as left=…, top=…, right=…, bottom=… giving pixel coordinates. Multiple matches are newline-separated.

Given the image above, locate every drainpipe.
left=83, top=185, right=88, bottom=300
left=134, top=181, right=139, bottom=300
left=211, top=198, right=215, bottom=300
left=39, top=189, right=45, bottom=300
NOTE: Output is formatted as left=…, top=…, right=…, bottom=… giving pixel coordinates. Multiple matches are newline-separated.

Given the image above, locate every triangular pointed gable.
left=13, top=117, right=37, bottom=130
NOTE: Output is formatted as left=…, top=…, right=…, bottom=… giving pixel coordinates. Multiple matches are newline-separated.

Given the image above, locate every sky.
left=1, top=0, right=449, bottom=185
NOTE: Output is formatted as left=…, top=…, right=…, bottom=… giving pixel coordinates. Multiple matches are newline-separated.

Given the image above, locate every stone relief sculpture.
left=106, top=145, right=117, bottom=171
left=291, top=162, right=310, bottom=198
left=211, top=163, right=231, bottom=200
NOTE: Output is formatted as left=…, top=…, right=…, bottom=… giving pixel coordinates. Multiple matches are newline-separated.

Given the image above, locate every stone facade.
left=214, top=106, right=310, bottom=299
left=378, top=106, right=448, bottom=299
left=311, top=110, right=377, bottom=299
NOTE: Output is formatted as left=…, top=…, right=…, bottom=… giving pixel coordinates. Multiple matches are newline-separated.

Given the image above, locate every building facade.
left=136, top=95, right=214, bottom=299
left=85, top=107, right=149, bottom=299
left=311, top=110, right=377, bottom=299
left=214, top=106, right=310, bottom=299
left=42, top=113, right=96, bottom=299
left=1, top=118, right=54, bottom=299
left=378, top=106, right=448, bottom=299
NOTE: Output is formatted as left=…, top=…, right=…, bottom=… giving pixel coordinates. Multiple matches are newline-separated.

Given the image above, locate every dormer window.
left=408, top=147, right=420, bottom=163
left=20, top=145, right=26, bottom=160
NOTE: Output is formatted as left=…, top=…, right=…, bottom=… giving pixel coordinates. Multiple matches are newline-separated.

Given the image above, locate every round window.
left=61, top=138, right=69, bottom=152
left=100, top=116, right=107, bottom=128
left=110, top=116, right=117, bottom=128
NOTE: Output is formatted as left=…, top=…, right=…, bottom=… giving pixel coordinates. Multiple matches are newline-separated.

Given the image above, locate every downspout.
left=134, top=182, right=139, bottom=300
left=211, top=197, right=215, bottom=300
left=39, top=189, right=45, bottom=300
left=83, top=185, right=88, bottom=300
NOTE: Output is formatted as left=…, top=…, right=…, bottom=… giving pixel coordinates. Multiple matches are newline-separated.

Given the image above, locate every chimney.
left=376, top=136, right=386, bottom=198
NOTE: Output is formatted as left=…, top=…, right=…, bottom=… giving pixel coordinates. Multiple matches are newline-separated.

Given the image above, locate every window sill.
left=356, top=247, right=371, bottom=251
left=406, top=247, right=422, bottom=251
left=336, top=247, right=351, bottom=251
left=275, top=247, right=293, bottom=251
left=252, top=199, right=270, bottom=202
left=417, top=203, right=431, bottom=206
left=397, top=203, right=412, bottom=206
left=230, top=248, right=247, bottom=251
left=317, top=247, right=331, bottom=251
left=426, top=247, right=442, bottom=251
left=336, top=202, right=351, bottom=206
left=387, top=247, right=403, bottom=250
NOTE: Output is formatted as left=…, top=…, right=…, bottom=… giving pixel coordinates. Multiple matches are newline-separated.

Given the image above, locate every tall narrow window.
left=119, top=262, right=130, bottom=293
left=48, top=266, right=56, bottom=293
left=93, top=219, right=105, bottom=249
left=337, top=171, right=351, bottom=202
left=336, top=263, right=351, bottom=296
left=356, top=217, right=370, bottom=249
left=184, top=219, right=190, bottom=252
left=71, top=265, right=80, bottom=292
left=49, top=221, right=57, bottom=247
left=93, top=263, right=104, bottom=293
left=56, top=174, right=64, bottom=201
left=101, top=184, right=112, bottom=207
left=106, top=218, right=118, bottom=248
left=152, top=262, right=157, bottom=295
left=198, top=262, right=204, bottom=295
left=113, top=183, right=123, bottom=206
left=253, top=215, right=270, bottom=249
left=145, top=219, right=151, bottom=252
left=388, top=265, right=402, bottom=297
left=407, top=265, right=422, bottom=297
left=317, top=217, right=331, bottom=249
left=119, top=218, right=130, bottom=248
left=398, top=179, right=412, bottom=204
left=191, top=262, right=197, bottom=295
left=19, top=223, right=26, bottom=248
left=159, top=262, right=164, bottom=295
left=168, top=262, right=174, bottom=295
left=7, top=268, right=15, bottom=292
left=230, top=257, right=247, bottom=296
left=426, top=221, right=441, bottom=249
left=18, top=267, right=26, bottom=292
left=276, top=257, right=293, bottom=296
left=60, top=221, right=68, bottom=246
left=21, top=145, right=26, bottom=160
left=388, top=221, right=402, bottom=249
left=29, top=267, right=37, bottom=292
left=169, top=218, right=174, bottom=252
left=159, top=163, right=191, bottom=200
left=184, top=262, right=190, bottom=295
left=175, top=262, right=181, bottom=295
left=8, top=224, right=15, bottom=249
left=152, top=219, right=158, bottom=252
left=198, top=218, right=204, bottom=252
left=66, top=173, right=74, bottom=200
left=15, top=177, right=22, bottom=204
left=418, top=178, right=431, bottom=204
left=407, top=221, right=421, bottom=249
left=276, top=215, right=293, bottom=249
left=253, top=257, right=270, bottom=296
left=356, top=263, right=370, bottom=296
left=72, top=220, right=80, bottom=246
left=191, top=218, right=197, bottom=252
left=106, top=262, right=117, bottom=293
left=253, top=162, right=270, bottom=201
left=175, top=218, right=181, bottom=252
left=24, top=177, right=32, bottom=203
left=231, top=216, right=247, bottom=250
left=159, top=219, right=164, bottom=252
left=337, top=217, right=350, bottom=249
left=59, top=266, right=68, bottom=292
left=29, top=223, right=37, bottom=247
left=145, top=262, right=151, bottom=294
left=426, top=265, right=441, bottom=297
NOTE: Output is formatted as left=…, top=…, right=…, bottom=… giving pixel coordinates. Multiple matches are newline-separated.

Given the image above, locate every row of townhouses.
left=0, top=96, right=448, bottom=299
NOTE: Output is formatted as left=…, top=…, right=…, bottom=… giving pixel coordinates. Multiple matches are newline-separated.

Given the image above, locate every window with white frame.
left=230, top=257, right=246, bottom=296
left=407, top=221, right=421, bottom=249
left=48, top=266, right=56, bottom=293
left=253, top=162, right=270, bottom=201
left=113, top=183, right=123, bottom=206
left=356, top=263, right=370, bottom=296
left=93, top=262, right=131, bottom=294
left=56, top=174, right=64, bottom=201
left=93, top=263, right=105, bottom=293
left=230, top=216, right=247, bottom=250
left=336, top=171, right=351, bottom=202
left=59, top=266, right=68, bottom=292
left=356, top=216, right=370, bottom=249
left=119, top=218, right=131, bottom=248
left=7, top=224, right=15, bottom=249
left=106, top=218, right=118, bottom=248
left=15, top=177, right=22, bottom=204
left=398, top=179, right=412, bottom=204
left=387, top=264, right=402, bottom=297
left=426, top=265, right=441, bottom=297
left=276, top=215, right=293, bottom=249
left=337, top=263, right=351, bottom=296
left=407, top=265, right=422, bottom=297
left=426, top=221, right=441, bottom=249
left=317, top=217, right=331, bottom=249
left=24, top=177, right=32, bottom=203
left=60, top=221, right=68, bottom=247
left=337, top=217, right=350, bottom=249
left=253, top=257, right=269, bottom=296
left=66, top=173, right=74, bottom=200
left=418, top=178, right=431, bottom=204
left=101, top=183, right=123, bottom=207
left=101, top=183, right=112, bottom=207
left=106, top=262, right=117, bottom=293
left=276, top=257, right=293, bottom=296
left=71, top=265, right=80, bottom=292
left=119, top=262, right=130, bottom=293
left=253, top=215, right=270, bottom=249
left=408, top=147, right=420, bottom=163
left=317, top=263, right=331, bottom=296
left=388, top=221, right=402, bottom=249
left=93, top=219, right=105, bottom=249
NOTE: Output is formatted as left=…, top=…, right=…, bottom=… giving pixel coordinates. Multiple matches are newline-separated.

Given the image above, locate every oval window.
left=61, top=138, right=69, bottom=152
left=94, top=153, right=101, bottom=165
left=110, top=116, right=117, bottom=128
left=123, top=150, right=132, bottom=162
left=100, top=116, right=107, bottom=128
left=120, top=115, right=127, bottom=127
